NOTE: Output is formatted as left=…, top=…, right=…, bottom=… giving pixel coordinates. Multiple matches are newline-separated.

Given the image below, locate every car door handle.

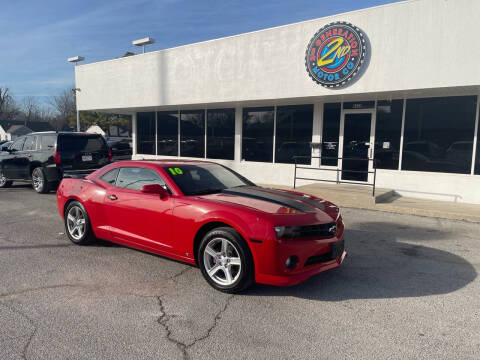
left=107, top=195, right=118, bottom=200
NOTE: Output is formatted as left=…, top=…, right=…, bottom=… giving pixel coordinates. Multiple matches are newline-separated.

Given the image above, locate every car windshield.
left=163, top=164, right=254, bottom=196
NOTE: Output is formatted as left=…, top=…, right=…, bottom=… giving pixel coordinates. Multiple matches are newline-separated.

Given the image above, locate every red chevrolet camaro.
left=56, top=160, right=346, bottom=292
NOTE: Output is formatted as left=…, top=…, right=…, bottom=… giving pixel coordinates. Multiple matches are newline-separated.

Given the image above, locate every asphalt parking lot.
left=0, top=184, right=479, bottom=360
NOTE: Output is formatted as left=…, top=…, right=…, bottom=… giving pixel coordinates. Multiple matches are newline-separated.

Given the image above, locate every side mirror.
left=141, top=184, right=169, bottom=199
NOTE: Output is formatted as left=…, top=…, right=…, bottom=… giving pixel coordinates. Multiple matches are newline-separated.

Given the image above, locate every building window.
left=374, top=100, right=404, bottom=170
left=207, top=108, right=235, bottom=160
left=136, top=112, right=155, bottom=155
left=275, top=105, right=313, bottom=164
left=321, top=103, right=341, bottom=166
left=180, top=110, right=205, bottom=158
left=242, top=107, right=274, bottom=162
left=402, top=96, right=477, bottom=174
left=157, top=111, right=179, bottom=156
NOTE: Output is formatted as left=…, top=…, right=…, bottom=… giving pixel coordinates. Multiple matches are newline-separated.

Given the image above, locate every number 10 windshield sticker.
left=168, top=167, right=183, bottom=176
left=305, top=22, right=368, bottom=88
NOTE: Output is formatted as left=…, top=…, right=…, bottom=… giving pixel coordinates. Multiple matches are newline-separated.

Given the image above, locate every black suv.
left=0, top=132, right=111, bottom=193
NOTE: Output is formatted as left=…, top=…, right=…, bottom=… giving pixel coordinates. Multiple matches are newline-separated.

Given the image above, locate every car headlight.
left=274, top=223, right=337, bottom=239
left=274, top=226, right=286, bottom=238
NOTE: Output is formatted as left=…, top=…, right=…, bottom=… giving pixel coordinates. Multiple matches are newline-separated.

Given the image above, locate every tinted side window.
left=41, top=135, right=56, bottom=150
left=157, top=111, right=179, bottom=156
left=275, top=105, right=313, bottom=164
left=137, top=112, right=156, bottom=155
left=321, top=103, right=341, bottom=166
left=23, top=136, right=37, bottom=151
left=180, top=110, right=205, bottom=158
left=11, top=137, right=26, bottom=151
left=116, top=167, right=166, bottom=190
left=242, top=107, right=274, bottom=162
left=206, top=108, right=235, bottom=160
left=402, top=96, right=477, bottom=174
left=100, top=168, right=119, bottom=185
left=374, top=100, right=404, bottom=170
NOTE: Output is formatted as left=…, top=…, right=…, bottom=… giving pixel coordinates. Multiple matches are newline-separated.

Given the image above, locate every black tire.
left=198, top=227, right=254, bottom=293
left=32, top=167, right=50, bottom=194
left=0, top=170, right=12, bottom=188
left=64, top=201, right=96, bottom=245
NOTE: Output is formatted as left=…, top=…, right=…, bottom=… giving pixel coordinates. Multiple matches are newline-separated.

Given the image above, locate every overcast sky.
left=0, top=0, right=401, bottom=105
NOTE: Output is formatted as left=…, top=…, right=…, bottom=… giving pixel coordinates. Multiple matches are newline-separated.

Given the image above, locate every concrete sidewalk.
left=262, top=182, right=480, bottom=223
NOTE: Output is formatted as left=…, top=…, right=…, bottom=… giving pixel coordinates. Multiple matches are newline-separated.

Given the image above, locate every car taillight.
left=53, top=150, right=61, bottom=164
left=108, top=148, right=112, bottom=162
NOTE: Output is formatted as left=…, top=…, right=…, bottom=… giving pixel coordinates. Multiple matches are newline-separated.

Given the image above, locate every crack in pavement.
left=169, top=266, right=193, bottom=281
left=0, top=301, right=37, bottom=360
left=156, top=294, right=234, bottom=360
left=154, top=266, right=235, bottom=360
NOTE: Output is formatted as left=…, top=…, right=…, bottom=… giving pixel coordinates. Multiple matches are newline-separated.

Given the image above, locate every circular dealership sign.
left=305, top=22, right=367, bottom=88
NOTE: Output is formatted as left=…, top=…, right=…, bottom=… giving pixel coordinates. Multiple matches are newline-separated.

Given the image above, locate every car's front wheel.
left=0, top=170, right=12, bottom=188
left=199, top=227, right=254, bottom=293
left=64, top=201, right=96, bottom=245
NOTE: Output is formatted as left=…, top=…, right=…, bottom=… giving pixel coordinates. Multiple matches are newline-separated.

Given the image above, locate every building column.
left=311, top=102, right=322, bottom=167
left=132, top=112, right=137, bottom=157
left=234, top=106, right=242, bottom=163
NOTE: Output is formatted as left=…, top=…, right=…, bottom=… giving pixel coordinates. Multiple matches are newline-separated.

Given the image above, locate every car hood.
left=199, top=186, right=338, bottom=220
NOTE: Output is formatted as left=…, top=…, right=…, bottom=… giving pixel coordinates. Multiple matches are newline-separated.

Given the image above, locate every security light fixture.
left=67, top=56, right=85, bottom=65
left=132, top=37, right=155, bottom=53
left=67, top=56, right=85, bottom=131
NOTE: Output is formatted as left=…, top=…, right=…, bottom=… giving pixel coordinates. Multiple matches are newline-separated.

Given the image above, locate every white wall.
left=0, top=126, right=11, bottom=141
left=376, top=170, right=480, bottom=203
left=76, top=0, right=480, bottom=111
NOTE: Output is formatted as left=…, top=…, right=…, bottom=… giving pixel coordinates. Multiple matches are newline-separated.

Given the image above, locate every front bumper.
left=253, top=235, right=346, bottom=286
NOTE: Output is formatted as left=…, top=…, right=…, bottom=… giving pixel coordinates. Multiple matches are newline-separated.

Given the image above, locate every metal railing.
left=293, top=156, right=378, bottom=196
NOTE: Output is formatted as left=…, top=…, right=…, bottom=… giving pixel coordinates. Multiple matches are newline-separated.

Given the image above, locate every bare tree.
left=0, top=87, right=19, bottom=121
left=38, top=106, right=54, bottom=121
left=49, top=88, right=75, bottom=131
left=20, top=96, right=41, bottom=124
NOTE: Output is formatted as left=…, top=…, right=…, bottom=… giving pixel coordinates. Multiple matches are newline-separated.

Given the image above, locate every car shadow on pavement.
left=0, top=243, right=76, bottom=251
left=4, top=183, right=57, bottom=195
left=246, top=222, right=477, bottom=301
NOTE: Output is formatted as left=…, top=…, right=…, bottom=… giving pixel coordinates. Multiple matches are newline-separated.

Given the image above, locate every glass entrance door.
left=340, top=113, right=373, bottom=182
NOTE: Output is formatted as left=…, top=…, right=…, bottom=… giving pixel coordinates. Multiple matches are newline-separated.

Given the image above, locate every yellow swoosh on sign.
left=317, top=38, right=351, bottom=68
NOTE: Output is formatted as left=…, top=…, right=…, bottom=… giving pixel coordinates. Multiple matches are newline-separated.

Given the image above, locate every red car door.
left=105, top=166, right=175, bottom=254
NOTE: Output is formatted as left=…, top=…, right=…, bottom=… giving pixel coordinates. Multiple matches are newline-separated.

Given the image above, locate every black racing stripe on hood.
left=222, top=186, right=315, bottom=213
left=256, top=187, right=326, bottom=211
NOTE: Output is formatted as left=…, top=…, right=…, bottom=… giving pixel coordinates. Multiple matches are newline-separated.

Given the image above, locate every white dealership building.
left=75, top=0, right=480, bottom=203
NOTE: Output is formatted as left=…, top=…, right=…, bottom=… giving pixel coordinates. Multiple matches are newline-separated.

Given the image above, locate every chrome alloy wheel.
left=0, top=171, right=6, bottom=187
left=32, top=169, right=44, bottom=192
left=67, top=206, right=86, bottom=241
left=203, top=237, right=242, bottom=286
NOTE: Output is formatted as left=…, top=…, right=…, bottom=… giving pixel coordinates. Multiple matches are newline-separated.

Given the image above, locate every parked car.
left=56, top=160, right=345, bottom=293
left=106, top=137, right=132, bottom=160
left=0, top=141, right=12, bottom=152
left=0, top=132, right=111, bottom=193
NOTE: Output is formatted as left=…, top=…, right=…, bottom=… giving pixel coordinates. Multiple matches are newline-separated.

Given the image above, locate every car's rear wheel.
left=64, top=201, right=96, bottom=245
left=199, top=227, right=254, bottom=293
left=32, top=167, right=50, bottom=194
left=0, top=170, right=12, bottom=188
